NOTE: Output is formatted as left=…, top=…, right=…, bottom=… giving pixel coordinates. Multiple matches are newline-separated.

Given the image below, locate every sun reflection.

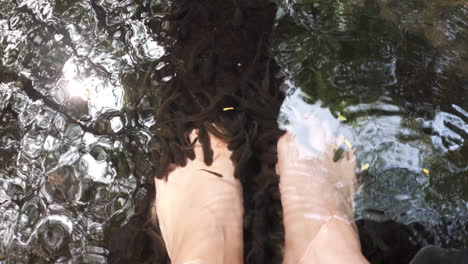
left=66, top=79, right=90, bottom=99
left=63, top=59, right=89, bottom=100
left=61, top=58, right=123, bottom=117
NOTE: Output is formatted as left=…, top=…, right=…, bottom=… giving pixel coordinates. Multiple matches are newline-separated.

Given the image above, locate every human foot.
left=276, top=116, right=367, bottom=263
left=155, top=130, right=243, bottom=264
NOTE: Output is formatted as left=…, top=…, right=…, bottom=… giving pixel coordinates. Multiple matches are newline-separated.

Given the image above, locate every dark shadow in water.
left=358, top=219, right=433, bottom=264
left=109, top=0, right=285, bottom=263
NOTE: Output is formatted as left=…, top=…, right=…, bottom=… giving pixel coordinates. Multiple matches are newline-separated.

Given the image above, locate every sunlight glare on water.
left=0, top=0, right=169, bottom=261
left=61, top=58, right=124, bottom=118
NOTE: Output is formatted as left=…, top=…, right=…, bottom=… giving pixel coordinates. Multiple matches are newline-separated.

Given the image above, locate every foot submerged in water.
left=154, top=117, right=368, bottom=264
left=276, top=116, right=368, bottom=264
left=155, top=130, right=244, bottom=264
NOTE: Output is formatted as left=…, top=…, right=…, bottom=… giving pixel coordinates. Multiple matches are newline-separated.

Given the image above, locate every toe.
left=347, top=149, right=357, bottom=170
left=189, top=129, right=199, bottom=143
left=347, top=149, right=356, bottom=161
left=189, top=129, right=204, bottom=160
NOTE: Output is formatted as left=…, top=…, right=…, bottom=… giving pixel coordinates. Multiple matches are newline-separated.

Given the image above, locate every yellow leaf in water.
left=423, top=168, right=430, bottom=174
left=223, top=107, right=234, bottom=111
left=361, top=163, right=370, bottom=171
left=344, top=138, right=353, bottom=149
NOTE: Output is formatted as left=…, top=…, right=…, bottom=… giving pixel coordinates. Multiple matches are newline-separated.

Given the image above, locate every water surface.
left=0, top=0, right=466, bottom=262
left=273, top=0, right=467, bottom=251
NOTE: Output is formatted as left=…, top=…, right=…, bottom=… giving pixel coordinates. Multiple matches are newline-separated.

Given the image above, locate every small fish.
left=361, top=163, right=370, bottom=171
left=200, top=169, right=223, bottom=178
left=344, top=138, right=353, bottom=149
left=223, top=107, right=235, bottom=111
left=422, top=168, right=430, bottom=174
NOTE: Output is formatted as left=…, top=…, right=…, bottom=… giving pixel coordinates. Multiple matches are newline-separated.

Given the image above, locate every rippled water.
left=0, top=0, right=466, bottom=262
left=0, top=0, right=171, bottom=262
left=273, top=0, right=467, bottom=250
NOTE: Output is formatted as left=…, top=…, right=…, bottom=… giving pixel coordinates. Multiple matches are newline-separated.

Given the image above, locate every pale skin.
left=155, top=118, right=370, bottom=264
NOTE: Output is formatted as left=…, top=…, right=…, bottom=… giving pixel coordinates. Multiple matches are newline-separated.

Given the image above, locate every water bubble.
left=155, top=61, right=166, bottom=70
left=161, top=75, right=173, bottom=82
left=110, top=116, right=123, bottom=133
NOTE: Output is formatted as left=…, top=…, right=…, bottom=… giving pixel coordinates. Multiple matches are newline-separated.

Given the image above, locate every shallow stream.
left=0, top=0, right=466, bottom=263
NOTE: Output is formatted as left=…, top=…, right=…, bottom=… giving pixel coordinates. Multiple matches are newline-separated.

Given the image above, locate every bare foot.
left=155, top=130, right=243, bottom=264
left=276, top=116, right=367, bottom=264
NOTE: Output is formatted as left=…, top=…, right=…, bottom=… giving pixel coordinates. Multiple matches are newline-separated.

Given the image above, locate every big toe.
left=346, top=149, right=357, bottom=165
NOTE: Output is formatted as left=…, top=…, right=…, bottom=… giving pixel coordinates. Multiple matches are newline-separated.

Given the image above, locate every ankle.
left=283, top=216, right=362, bottom=264
left=300, top=218, right=366, bottom=264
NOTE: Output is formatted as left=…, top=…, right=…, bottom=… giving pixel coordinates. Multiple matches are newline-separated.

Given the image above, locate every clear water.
left=0, top=0, right=466, bottom=262
left=273, top=0, right=467, bottom=248
left=0, top=0, right=171, bottom=262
